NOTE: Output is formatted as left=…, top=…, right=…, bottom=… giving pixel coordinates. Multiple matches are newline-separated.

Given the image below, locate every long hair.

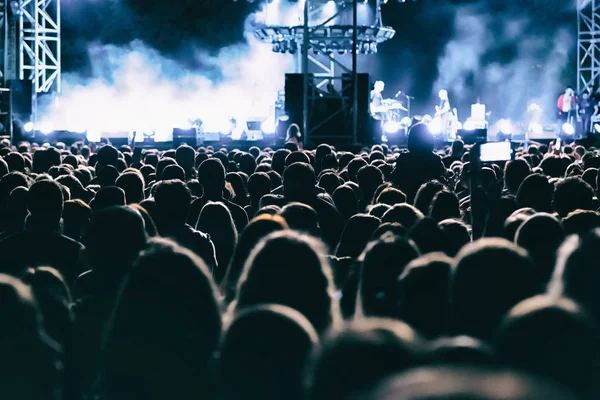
left=286, top=124, right=302, bottom=142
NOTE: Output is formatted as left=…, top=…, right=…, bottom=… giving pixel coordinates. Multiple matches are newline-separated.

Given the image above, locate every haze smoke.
left=433, top=3, right=574, bottom=122
left=39, top=4, right=294, bottom=134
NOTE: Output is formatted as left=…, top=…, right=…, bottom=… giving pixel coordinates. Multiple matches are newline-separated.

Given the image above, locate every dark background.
left=60, top=0, right=577, bottom=120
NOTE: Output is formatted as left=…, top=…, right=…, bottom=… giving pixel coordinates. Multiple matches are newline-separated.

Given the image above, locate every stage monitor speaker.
left=7, top=79, right=33, bottom=117
left=458, top=128, right=487, bottom=144
left=342, top=73, right=371, bottom=144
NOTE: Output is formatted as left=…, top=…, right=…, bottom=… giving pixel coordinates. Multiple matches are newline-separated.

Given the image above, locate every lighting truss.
left=19, top=0, right=61, bottom=122
left=578, top=0, right=600, bottom=93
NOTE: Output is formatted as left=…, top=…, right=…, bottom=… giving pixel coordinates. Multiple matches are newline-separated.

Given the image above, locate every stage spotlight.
left=384, top=121, right=402, bottom=134
left=86, top=130, right=101, bottom=143
left=463, top=120, right=476, bottom=131
left=400, top=117, right=412, bottom=126
left=562, top=122, right=575, bottom=135
left=23, top=122, right=34, bottom=133
left=39, top=123, right=53, bottom=135
left=428, top=118, right=443, bottom=136
left=529, top=122, right=543, bottom=134
left=261, top=119, right=277, bottom=135
left=499, top=119, right=512, bottom=135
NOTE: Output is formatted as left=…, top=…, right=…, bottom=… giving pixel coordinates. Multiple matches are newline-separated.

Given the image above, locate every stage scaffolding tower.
left=578, top=0, right=600, bottom=93
left=18, top=0, right=61, bottom=125
left=254, top=0, right=394, bottom=145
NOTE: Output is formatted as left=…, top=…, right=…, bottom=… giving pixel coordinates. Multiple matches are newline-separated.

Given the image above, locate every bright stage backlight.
left=562, top=123, right=575, bottom=135
left=529, top=122, right=543, bottom=134
left=428, top=118, right=443, bottom=136
left=23, top=122, right=34, bottom=133
left=39, top=123, right=54, bottom=135
left=499, top=119, right=512, bottom=135
left=261, top=119, right=277, bottom=135
left=86, top=130, right=102, bottom=143
left=384, top=121, right=402, bottom=134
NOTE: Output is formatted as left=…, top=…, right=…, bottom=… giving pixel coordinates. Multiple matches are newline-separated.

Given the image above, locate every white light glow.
left=86, top=130, right=101, bottom=143
left=40, top=123, right=54, bottom=135
left=261, top=119, right=277, bottom=134
left=499, top=119, right=512, bottom=135
left=23, top=122, right=34, bottom=133
left=384, top=121, right=402, bottom=134
left=428, top=118, right=443, bottom=136
left=529, top=122, right=543, bottom=134
left=562, top=123, right=575, bottom=135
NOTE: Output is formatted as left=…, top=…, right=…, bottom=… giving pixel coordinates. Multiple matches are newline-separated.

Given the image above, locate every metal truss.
left=254, top=0, right=394, bottom=143
left=19, top=0, right=61, bottom=121
left=578, top=0, right=600, bottom=93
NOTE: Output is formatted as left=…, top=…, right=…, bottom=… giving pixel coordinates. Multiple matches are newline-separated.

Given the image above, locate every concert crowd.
left=1, top=123, right=599, bottom=400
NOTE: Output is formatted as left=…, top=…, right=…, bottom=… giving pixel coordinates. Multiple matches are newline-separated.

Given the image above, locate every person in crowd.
left=308, top=319, right=424, bottom=400
left=0, top=180, right=84, bottom=285
left=0, top=273, right=62, bottom=400
left=218, top=304, right=318, bottom=400
left=283, top=162, right=344, bottom=247
left=197, top=201, right=237, bottom=284
left=95, top=238, right=221, bottom=400
left=390, top=123, right=445, bottom=202
left=450, top=238, right=538, bottom=340
left=336, top=214, right=381, bottom=260
left=495, top=295, right=600, bottom=399
left=229, top=230, right=339, bottom=336
left=153, top=179, right=217, bottom=271
left=189, top=158, right=248, bottom=232
left=396, top=253, right=452, bottom=339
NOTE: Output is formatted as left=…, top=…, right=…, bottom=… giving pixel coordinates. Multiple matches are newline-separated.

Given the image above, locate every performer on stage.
left=557, top=88, right=576, bottom=125
left=578, top=90, right=593, bottom=134
left=370, top=81, right=386, bottom=121
left=434, top=89, right=455, bottom=140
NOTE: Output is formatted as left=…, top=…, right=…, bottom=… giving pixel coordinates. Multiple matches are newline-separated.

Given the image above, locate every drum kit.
left=370, top=98, right=409, bottom=122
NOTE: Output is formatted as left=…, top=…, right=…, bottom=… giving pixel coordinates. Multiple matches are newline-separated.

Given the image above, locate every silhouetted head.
left=272, top=149, right=291, bottom=175
left=25, top=179, right=64, bottom=227
left=96, top=145, right=119, bottom=169
left=283, top=162, right=315, bottom=200
left=504, top=159, right=531, bottom=194
left=336, top=214, right=381, bottom=259
left=450, top=238, right=537, bottom=340
left=359, top=233, right=420, bottom=317
left=381, top=204, right=424, bottom=231
left=364, top=367, right=578, bottom=400
left=308, top=318, right=424, bottom=400
left=318, top=172, right=342, bottom=196
left=549, top=229, right=600, bottom=323
left=553, top=176, right=595, bottom=217
left=233, top=230, right=338, bottom=335
left=495, top=295, right=600, bottom=399
left=357, top=165, right=384, bottom=205
left=376, top=187, right=406, bottom=206
left=62, top=199, right=92, bottom=242
left=115, top=172, right=145, bottom=204
left=438, top=219, right=470, bottom=257
left=155, top=157, right=177, bottom=181
left=97, top=165, right=119, bottom=188
left=175, top=145, right=196, bottom=175
left=154, top=179, right=192, bottom=226
left=414, top=181, right=445, bottom=215
left=219, top=304, right=318, bottom=400
left=407, top=123, right=434, bottom=153
left=347, top=158, right=368, bottom=183
left=84, top=206, right=147, bottom=277
left=198, top=158, right=226, bottom=193
left=0, top=274, right=61, bottom=399
left=429, top=191, right=460, bottom=222
left=515, top=213, right=565, bottom=286
left=98, top=238, right=221, bottom=399
left=280, top=202, right=320, bottom=238
left=397, top=253, right=452, bottom=339
left=516, top=173, right=553, bottom=212
left=91, top=186, right=126, bottom=211
left=333, top=185, right=359, bottom=220
left=5, top=152, right=25, bottom=172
